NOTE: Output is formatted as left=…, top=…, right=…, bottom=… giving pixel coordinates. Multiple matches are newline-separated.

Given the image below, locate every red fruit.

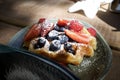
left=69, top=20, right=83, bottom=32
left=38, top=18, right=46, bottom=23
left=40, top=20, right=54, bottom=37
left=24, top=23, right=41, bottom=41
left=64, top=29, right=89, bottom=44
left=57, top=19, right=69, bottom=27
left=87, top=27, right=96, bottom=36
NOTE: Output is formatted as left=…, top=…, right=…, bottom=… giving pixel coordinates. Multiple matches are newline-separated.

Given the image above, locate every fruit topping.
left=34, top=44, right=40, bottom=49
left=57, top=35, right=69, bottom=44
left=24, top=23, right=41, bottom=41
left=57, top=19, right=69, bottom=27
left=37, top=37, right=46, bottom=47
left=41, top=20, right=54, bottom=37
left=47, top=30, right=59, bottom=41
left=49, top=40, right=61, bottom=51
left=64, top=43, right=75, bottom=54
left=69, top=20, right=83, bottom=32
left=34, top=37, right=46, bottom=49
left=38, top=18, right=46, bottom=23
left=87, top=27, right=96, bottom=36
left=54, top=25, right=66, bottom=32
left=64, top=29, right=90, bottom=44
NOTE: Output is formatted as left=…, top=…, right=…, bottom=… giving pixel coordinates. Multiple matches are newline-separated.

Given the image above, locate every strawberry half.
left=57, top=19, right=69, bottom=27
left=69, top=20, right=83, bottom=32
left=87, top=27, right=96, bottom=37
left=64, top=29, right=89, bottom=44
left=38, top=18, right=46, bottom=23
left=24, top=23, right=41, bottom=41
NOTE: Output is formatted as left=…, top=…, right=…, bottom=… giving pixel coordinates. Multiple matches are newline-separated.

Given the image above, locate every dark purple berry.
left=57, top=35, right=69, bottom=44
left=54, top=25, right=65, bottom=32
left=34, top=37, right=46, bottom=49
left=47, top=30, right=59, bottom=40
left=64, top=43, right=72, bottom=50
left=64, top=43, right=75, bottom=54
left=49, top=40, right=61, bottom=51
left=34, top=43, right=40, bottom=49
left=68, top=49, right=75, bottom=54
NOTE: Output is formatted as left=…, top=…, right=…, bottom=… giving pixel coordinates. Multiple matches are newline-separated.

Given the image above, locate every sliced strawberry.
left=77, top=32, right=90, bottom=38
left=64, top=29, right=89, bottom=44
left=69, top=20, right=83, bottom=32
left=24, top=23, right=41, bottom=41
left=87, top=27, right=96, bottom=36
left=38, top=18, right=46, bottom=23
left=57, top=19, right=69, bottom=27
left=40, top=20, right=54, bottom=37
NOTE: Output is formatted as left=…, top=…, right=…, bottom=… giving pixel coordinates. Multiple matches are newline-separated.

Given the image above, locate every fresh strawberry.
left=38, top=18, right=46, bottom=23
left=69, top=20, right=83, bottom=32
left=40, top=20, right=54, bottom=37
left=87, top=27, right=96, bottom=36
left=57, top=19, right=69, bottom=27
left=24, top=23, right=41, bottom=41
left=77, top=32, right=90, bottom=38
left=64, top=29, right=90, bottom=44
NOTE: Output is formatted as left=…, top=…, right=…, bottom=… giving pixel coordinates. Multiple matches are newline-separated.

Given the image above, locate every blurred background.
left=0, top=0, right=120, bottom=80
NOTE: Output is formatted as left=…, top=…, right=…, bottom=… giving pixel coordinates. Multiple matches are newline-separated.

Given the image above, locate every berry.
left=34, top=37, right=46, bottom=49
left=24, top=23, right=41, bottom=41
left=38, top=18, right=46, bottom=23
left=47, top=30, right=59, bottom=40
left=69, top=20, right=83, bottom=32
left=64, top=43, right=72, bottom=51
left=64, top=43, right=75, bottom=54
left=49, top=40, right=61, bottom=51
left=64, top=29, right=89, bottom=44
left=57, top=35, right=69, bottom=44
left=57, top=19, right=69, bottom=27
left=37, top=37, right=46, bottom=47
left=40, top=20, right=54, bottom=37
left=67, top=49, right=75, bottom=54
left=87, top=27, right=96, bottom=36
left=54, top=25, right=65, bottom=32
left=34, top=43, right=40, bottom=49
left=54, top=25, right=59, bottom=31
left=59, top=27, right=66, bottom=32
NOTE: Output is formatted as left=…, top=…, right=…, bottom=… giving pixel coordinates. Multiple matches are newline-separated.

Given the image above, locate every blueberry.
left=57, top=35, right=69, bottom=44
left=54, top=25, right=59, bottom=31
left=54, top=25, right=65, bottom=32
left=64, top=43, right=72, bottom=50
left=47, top=30, right=59, bottom=41
left=64, top=43, right=75, bottom=54
left=34, top=37, right=46, bottom=49
left=34, top=44, right=40, bottom=49
left=49, top=40, right=61, bottom=51
left=67, top=49, right=75, bottom=54
left=59, top=27, right=65, bottom=32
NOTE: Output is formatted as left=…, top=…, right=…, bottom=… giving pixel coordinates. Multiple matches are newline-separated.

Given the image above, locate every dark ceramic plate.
left=8, top=19, right=112, bottom=80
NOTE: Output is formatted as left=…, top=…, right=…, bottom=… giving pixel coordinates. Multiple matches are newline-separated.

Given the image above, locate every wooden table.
left=0, top=0, right=120, bottom=80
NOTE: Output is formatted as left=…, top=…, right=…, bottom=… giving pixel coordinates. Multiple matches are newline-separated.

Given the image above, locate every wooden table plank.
left=0, top=22, right=21, bottom=44
left=105, top=50, right=120, bottom=80
left=0, top=0, right=120, bottom=49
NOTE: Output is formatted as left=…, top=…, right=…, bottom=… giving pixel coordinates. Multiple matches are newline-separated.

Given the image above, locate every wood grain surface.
left=0, top=22, right=21, bottom=44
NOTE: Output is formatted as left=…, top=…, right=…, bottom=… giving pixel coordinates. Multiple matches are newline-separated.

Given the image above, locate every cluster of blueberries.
left=34, top=24, right=75, bottom=54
